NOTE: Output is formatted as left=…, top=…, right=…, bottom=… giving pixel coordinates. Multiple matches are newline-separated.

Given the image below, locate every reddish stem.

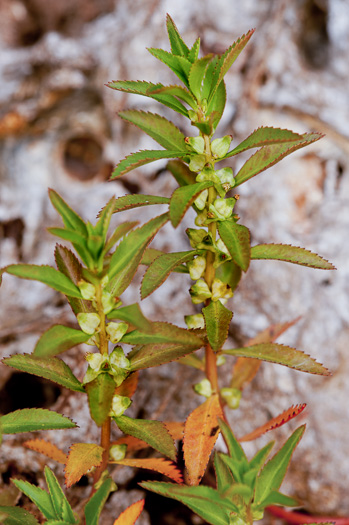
left=267, top=505, right=349, bottom=524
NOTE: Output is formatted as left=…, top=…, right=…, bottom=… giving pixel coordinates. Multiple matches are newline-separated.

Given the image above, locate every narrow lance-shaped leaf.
left=4, top=264, right=82, bottom=298
left=202, top=301, right=232, bottom=351
left=0, top=506, right=40, bottom=524
left=259, top=490, right=299, bottom=508
left=218, top=418, right=247, bottom=463
left=119, top=110, right=187, bottom=151
left=188, top=37, right=200, bottom=62
left=111, top=194, right=170, bottom=214
left=24, top=438, right=68, bottom=464
left=217, top=220, right=251, bottom=271
left=112, top=458, right=183, bottom=484
left=214, top=452, right=235, bottom=494
left=111, top=150, right=187, bottom=179
left=114, top=416, right=176, bottom=461
left=44, top=466, right=75, bottom=522
left=107, top=213, right=169, bottom=297
left=107, top=303, right=152, bottom=332
left=148, top=84, right=197, bottom=108
left=147, top=48, right=191, bottom=87
left=251, top=244, right=335, bottom=269
left=65, top=444, right=104, bottom=488
left=85, top=374, right=116, bottom=427
left=11, top=479, right=56, bottom=520
left=84, top=478, right=114, bottom=525
left=122, top=321, right=203, bottom=346
left=113, top=499, right=145, bottom=525
left=128, top=340, right=203, bottom=371
left=188, top=55, right=213, bottom=100
left=33, top=325, right=90, bottom=357
left=3, top=354, right=85, bottom=392
left=183, top=395, right=223, bottom=485
left=223, top=343, right=331, bottom=376
left=0, top=409, right=76, bottom=434
left=141, top=250, right=197, bottom=299
left=169, top=181, right=213, bottom=228
left=103, top=221, right=138, bottom=256
left=166, top=160, right=197, bottom=187
left=166, top=14, right=190, bottom=57
left=48, top=189, right=87, bottom=236
left=234, top=133, right=323, bottom=187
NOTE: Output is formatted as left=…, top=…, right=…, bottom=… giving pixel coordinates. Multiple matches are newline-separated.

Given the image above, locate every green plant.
left=0, top=15, right=335, bottom=525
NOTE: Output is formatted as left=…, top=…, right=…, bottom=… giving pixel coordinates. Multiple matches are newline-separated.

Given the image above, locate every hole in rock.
left=0, top=372, right=61, bottom=414
left=63, top=135, right=103, bottom=181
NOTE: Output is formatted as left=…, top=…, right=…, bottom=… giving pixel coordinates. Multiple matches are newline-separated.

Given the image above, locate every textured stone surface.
left=0, top=0, right=348, bottom=522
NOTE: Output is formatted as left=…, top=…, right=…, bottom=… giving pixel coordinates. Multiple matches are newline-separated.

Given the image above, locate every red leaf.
left=113, top=499, right=145, bottom=525
left=111, top=458, right=183, bottom=483
left=23, top=438, right=67, bottom=464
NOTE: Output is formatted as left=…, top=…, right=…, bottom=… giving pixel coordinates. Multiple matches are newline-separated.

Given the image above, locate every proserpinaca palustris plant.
left=0, top=14, right=335, bottom=525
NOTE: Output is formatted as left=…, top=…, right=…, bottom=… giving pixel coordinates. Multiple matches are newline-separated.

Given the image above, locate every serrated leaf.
left=218, top=221, right=251, bottom=271
left=140, top=482, right=235, bottom=525
left=259, top=490, right=299, bottom=508
left=208, top=29, right=255, bottom=103
left=33, top=324, right=90, bottom=358
left=44, top=467, right=72, bottom=521
left=206, top=80, right=226, bottom=132
left=202, top=301, right=232, bottom=351
left=84, top=478, right=114, bottom=525
left=188, top=55, right=214, bottom=100
left=0, top=506, right=40, bottom=524
left=147, top=84, right=197, bottom=108
left=107, top=213, right=169, bottom=296
left=166, top=14, right=190, bottom=57
left=113, top=499, right=145, bottom=525
left=234, top=133, right=323, bottom=187
left=216, top=260, right=242, bottom=292
left=4, top=264, right=82, bottom=298
left=0, top=409, right=76, bottom=434
left=112, top=435, right=148, bottom=453
left=141, top=250, right=197, bottom=299
left=11, top=478, right=56, bottom=520
left=188, top=37, right=200, bottom=62
left=114, top=416, right=176, bottom=461
left=214, top=452, right=235, bottom=494
left=119, top=110, right=187, bottom=151
left=107, top=80, right=188, bottom=116
left=111, top=194, right=170, bottom=214
left=218, top=418, right=247, bottom=463
left=183, top=395, right=223, bottom=485
left=225, top=126, right=304, bottom=158
left=3, top=354, right=85, bottom=392
left=115, top=372, right=139, bottom=398
left=231, top=318, right=301, bottom=390
left=103, top=222, right=138, bottom=256
left=122, top=322, right=203, bottom=347
left=112, top=458, right=183, bottom=483
left=169, top=181, right=213, bottom=227
left=251, top=244, right=335, bottom=269
left=248, top=442, right=275, bottom=472
left=254, top=426, right=305, bottom=505
left=111, top=150, right=187, bottom=179
left=47, top=228, right=87, bottom=248
left=24, top=438, right=68, bottom=464
left=224, top=343, right=331, bottom=375
left=240, top=404, right=307, bottom=442
left=65, top=444, right=104, bottom=488
left=166, top=159, right=196, bottom=186
left=108, top=304, right=152, bottom=332
left=147, top=48, right=191, bottom=87
left=85, top=374, right=115, bottom=427
left=49, top=189, right=87, bottom=235
left=128, top=340, right=202, bottom=370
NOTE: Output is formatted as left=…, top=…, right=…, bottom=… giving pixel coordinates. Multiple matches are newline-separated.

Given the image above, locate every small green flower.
left=109, top=346, right=130, bottom=370
left=194, top=189, right=208, bottom=210
left=106, top=322, right=128, bottom=344
left=211, top=198, right=234, bottom=219
left=211, top=278, right=233, bottom=302
left=216, top=167, right=235, bottom=191
left=189, top=154, right=206, bottom=172
left=216, top=355, right=226, bottom=366
left=211, top=135, right=232, bottom=158
left=109, top=444, right=127, bottom=461
left=186, top=136, right=205, bottom=154
left=78, top=280, right=96, bottom=301
left=189, top=279, right=212, bottom=304
left=185, top=313, right=205, bottom=329
left=109, top=394, right=132, bottom=418
left=102, top=290, right=115, bottom=314
left=77, top=313, right=101, bottom=335
left=220, top=387, right=242, bottom=409
left=188, top=256, right=206, bottom=280
left=196, top=167, right=220, bottom=184
left=195, top=210, right=208, bottom=227
left=194, top=378, right=213, bottom=398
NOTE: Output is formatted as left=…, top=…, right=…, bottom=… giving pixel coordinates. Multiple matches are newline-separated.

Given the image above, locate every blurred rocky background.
left=0, top=0, right=348, bottom=523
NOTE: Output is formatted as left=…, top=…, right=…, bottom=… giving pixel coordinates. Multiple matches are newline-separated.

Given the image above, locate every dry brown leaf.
left=23, top=438, right=68, bottom=464
left=112, top=435, right=149, bottom=453
left=115, top=371, right=139, bottom=397
left=65, top=443, right=104, bottom=487
left=163, top=421, right=184, bottom=440
left=111, top=458, right=183, bottom=483
left=113, top=499, right=145, bottom=525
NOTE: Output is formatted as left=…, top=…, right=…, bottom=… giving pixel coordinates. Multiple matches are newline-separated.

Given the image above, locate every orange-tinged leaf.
left=115, top=372, right=139, bottom=397
left=164, top=421, right=185, bottom=441
left=113, top=499, right=145, bottom=525
left=65, top=443, right=104, bottom=487
left=231, top=318, right=301, bottom=390
left=239, top=403, right=307, bottom=442
left=111, top=458, right=183, bottom=483
left=183, top=394, right=223, bottom=485
left=23, top=438, right=68, bottom=464
left=112, top=435, right=149, bottom=453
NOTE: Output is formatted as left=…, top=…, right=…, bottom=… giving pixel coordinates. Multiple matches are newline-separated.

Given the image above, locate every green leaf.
left=3, top=354, right=85, bottom=392
left=44, top=467, right=74, bottom=522
left=94, top=196, right=115, bottom=241
left=84, top=478, right=114, bottom=525
left=115, top=416, right=176, bottom=460
left=251, top=244, right=335, bottom=270
left=128, top=341, right=201, bottom=370
left=206, top=81, right=226, bottom=133
left=141, top=250, right=197, bottom=299
left=4, top=264, right=82, bottom=298
left=0, top=506, right=40, bottom=525
left=107, top=303, right=152, bottom=332
left=218, top=419, right=247, bottom=463
left=148, top=84, right=197, bottom=108
left=122, top=322, right=203, bottom=347
left=169, top=181, right=213, bottom=227
left=166, top=14, right=190, bottom=57
left=47, top=228, right=87, bottom=248
left=213, top=452, right=235, bottom=494
left=217, top=221, right=251, bottom=271
left=119, top=110, right=187, bottom=151
left=103, top=221, right=138, bottom=256
left=111, top=149, right=187, bottom=179
left=256, top=489, right=299, bottom=508
left=188, top=37, right=200, bottom=62
left=0, top=409, right=76, bottom=434
left=254, top=426, right=305, bottom=505
left=188, top=55, right=213, bottom=100
left=202, top=301, right=232, bottom=351
left=107, top=80, right=188, bottom=116
left=166, top=160, right=196, bottom=186
left=249, top=442, right=274, bottom=472
left=107, top=213, right=169, bottom=296
left=234, top=133, right=323, bottom=187
left=215, top=260, right=242, bottom=292
left=140, top=482, right=235, bottom=525
left=147, top=48, right=191, bottom=87
left=223, top=343, right=331, bottom=375
left=86, top=373, right=116, bottom=427
left=48, top=189, right=87, bottom=236
left=208, top=29, right=255, bottom=103
left=111, top=194, right=170, bottom=214
left=11, top=479, right=56, bottom=520
left=61, top=497, right=77, bottom=524
left=33, top=325, right=90, bottom=357
left=225, top=126, right=305, bottom=158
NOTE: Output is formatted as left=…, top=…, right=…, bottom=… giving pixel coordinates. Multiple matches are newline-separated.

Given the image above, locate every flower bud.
left=216, top=355, right=226, bottom=366
left=186, top=136, right=205, bottom=154
left=185, top=313, right=205, bottom=329
left=189, top=279, right=212, bottom=304
left=109, top=346, right=130, bottom=370
left=188, top=110, right=198, bottom=122
left=106, top=322, right=128, bottom=344
left=77, top=313, right=101, bottom=335
left=102, top=291, right=115, bottom=314
left=213, top=198, right=234, bottom=219
left=109, top=444, right=127, bottom=462
left=216, top=167, right=235, bottom=189
left=100, top=274, right=109, bottom=288
left=229, top=517, right=246, bottom=525
left=188, top=256, right=206, bottom=280
left=189, top=154, right=206, bottom=172
left=211, top=279, right=233, bottom=302
left=211, top=135, right=232, bottom=158
left=195, top=210, right=208, bottom=227
left=196, top=167, right=220, bottom=184
left=78, top=280, right=96, bottom=301
left=194, top=378, right=213, bottom=398
left=194, top=189, right=208, bottom=210
left=109, top=394, right=132, bottom=418
left=220, top=387, right=242, bottom=409
left=86, top=352, right=106, bottom=371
